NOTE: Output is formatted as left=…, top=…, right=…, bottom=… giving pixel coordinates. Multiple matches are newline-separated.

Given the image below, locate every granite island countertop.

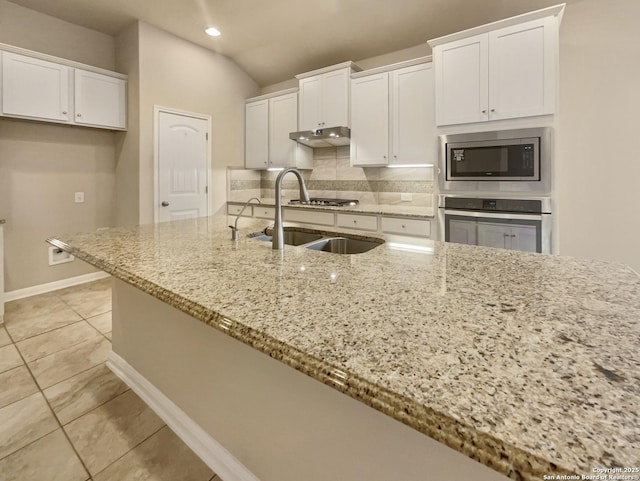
left=47, top=216, right=640, bottom=480
left=228, top=198, right=435, bottom=219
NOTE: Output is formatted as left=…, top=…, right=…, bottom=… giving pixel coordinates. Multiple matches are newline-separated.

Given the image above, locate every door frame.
left=153, top=105, right=212, bottom=223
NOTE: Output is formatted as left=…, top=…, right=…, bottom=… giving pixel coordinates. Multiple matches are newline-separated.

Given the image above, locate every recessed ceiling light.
left=204, top=27, right=221, bottom=37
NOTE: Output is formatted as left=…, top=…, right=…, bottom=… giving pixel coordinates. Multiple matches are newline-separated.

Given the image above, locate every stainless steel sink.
left=248, top=227, right=384, bottom=254
left=248, top=228, right=323, bottom=246
left=304, top=237, right=383, bottom=254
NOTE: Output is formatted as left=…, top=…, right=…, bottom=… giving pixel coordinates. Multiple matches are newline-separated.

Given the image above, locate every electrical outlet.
left=400, top=193, right=413, bottom=202
left=49, top=246, right=75, bottom=266
left=74, top=192, right=85, bottom=203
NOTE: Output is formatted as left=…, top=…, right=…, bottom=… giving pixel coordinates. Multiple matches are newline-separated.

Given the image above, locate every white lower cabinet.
left=380, top=216, right=431, bottom=237
left=254, top=206, right=276, bottom=220
left=284, top=209, right=335, bottom=226
left=0, top=223, right=4, bottom=324
left=336, top=213, right=378, bottom=232
left=227, top=204, right=254, bottom=217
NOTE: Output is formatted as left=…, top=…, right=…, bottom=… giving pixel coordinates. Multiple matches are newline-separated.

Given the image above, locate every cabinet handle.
left=490, top=109, right=496, bottom=113
left=504, top=233, right=509, bottom=237
left=161, top=201, right=170, bottom=207
left=510, top=234, right=516, bottom=238
left=481, top=110, right=487, bottom=114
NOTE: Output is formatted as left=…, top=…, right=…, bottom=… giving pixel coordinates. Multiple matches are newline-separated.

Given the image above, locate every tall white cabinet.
left=350, top=59, right=435, bottom=166
left=429, top=5, right=563, bottom=126
left=245, top=89, right=312, bottom=170
left=0, top=44, right=127, bottom=130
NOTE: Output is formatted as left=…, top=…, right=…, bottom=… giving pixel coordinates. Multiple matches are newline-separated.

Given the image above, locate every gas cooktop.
left=288, top=198, right=359, bottom=207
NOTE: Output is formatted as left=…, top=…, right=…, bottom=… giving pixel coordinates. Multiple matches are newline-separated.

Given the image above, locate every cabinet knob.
left=62, top=111, right=67, bottom=115
left=77, top=113, right=82, bottom=117
left=504, top=233, right=509, bottom=237
left=401, top=225, right=406, bottom=229
left=490, top=109, right=496, bottom=113
left=161, top=201, right=170, bottom=207
left=383, top=155, right=387, bottom=159
left=353, top=220, right=357, bottom=224
left=481, top=110, right=487, bottom=114
left=510, top=234, right=516, bottom=238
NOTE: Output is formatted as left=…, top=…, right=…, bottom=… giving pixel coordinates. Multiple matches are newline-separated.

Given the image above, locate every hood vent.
left=289, top=126, right=350, bottom=148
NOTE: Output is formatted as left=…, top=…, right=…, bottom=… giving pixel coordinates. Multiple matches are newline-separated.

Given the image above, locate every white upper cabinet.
left=245, top=99, right=269, bottom=169
left=245, top=90, right=312, bottom=170
left=350, top=72, right=389, bottom=166
left=351, top=60, right=434, bottom=167
left=74, top=69, right=126, bottom=129
left=430, top=5, right=563, bottom=126
left=1, top=51, right=71, bottom=122
left=0, top=45, right=128, bottom=130
left=297, top=62, right=359, bottom=130
left=487, top=17, right=556, bottom=121
left=390, top=63, right=435, bottom=165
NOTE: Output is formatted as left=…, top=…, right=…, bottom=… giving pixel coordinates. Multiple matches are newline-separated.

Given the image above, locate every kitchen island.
left=47, top=216, right=640, bottom=481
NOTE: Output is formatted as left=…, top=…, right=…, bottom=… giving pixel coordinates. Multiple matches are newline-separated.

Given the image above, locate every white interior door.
left=157, top=110, right=209, bottom=223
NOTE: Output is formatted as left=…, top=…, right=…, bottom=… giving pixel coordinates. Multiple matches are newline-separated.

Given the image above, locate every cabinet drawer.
left=227, top=204, right=253, bottom=217
left=254, top=206, right=276, bottom=219
left=284, top=208, right=335, bottom=226
left=336, top=213, right=378, bottom=231
left=381, top=217, right=431, bottom=237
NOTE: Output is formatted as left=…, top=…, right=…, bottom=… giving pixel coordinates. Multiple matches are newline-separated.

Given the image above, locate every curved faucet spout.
left=229, top=197, right=260, bottom=240
left=273, top=168, right=310, bottom=250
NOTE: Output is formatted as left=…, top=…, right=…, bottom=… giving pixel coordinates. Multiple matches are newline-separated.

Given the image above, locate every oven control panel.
left=444, top=197, right=543, bottom=214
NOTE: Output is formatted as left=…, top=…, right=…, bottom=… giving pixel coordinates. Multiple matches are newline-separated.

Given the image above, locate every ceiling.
left=7, top=0, right=569, bottom=86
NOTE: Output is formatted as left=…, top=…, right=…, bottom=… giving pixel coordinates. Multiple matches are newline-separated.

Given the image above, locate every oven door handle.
left=443, top=209, right=543, bottom=221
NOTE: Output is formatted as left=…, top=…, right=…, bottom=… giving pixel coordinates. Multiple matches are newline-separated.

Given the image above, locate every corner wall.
left=0, top=0, right=117, bottom=291
left=556, top=0, right=640, bottom=271
left=137, top=22, right=260, bottom=224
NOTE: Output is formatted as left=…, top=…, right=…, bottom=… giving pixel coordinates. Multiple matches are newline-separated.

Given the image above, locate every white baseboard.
left=107, top=351, right=261, bottom=481
left=4, top=271, right=111, bottom=302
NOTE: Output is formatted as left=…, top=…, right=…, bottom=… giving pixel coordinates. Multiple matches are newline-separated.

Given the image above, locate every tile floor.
left=0, top=278, right=217, bottom=481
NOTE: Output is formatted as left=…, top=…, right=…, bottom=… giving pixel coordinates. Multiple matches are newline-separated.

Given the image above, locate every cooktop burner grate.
left=289, top=198, right=359, bottom=207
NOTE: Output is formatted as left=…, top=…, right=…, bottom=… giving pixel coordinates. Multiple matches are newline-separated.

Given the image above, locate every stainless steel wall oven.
left=437, top=195, right=552, bottom=254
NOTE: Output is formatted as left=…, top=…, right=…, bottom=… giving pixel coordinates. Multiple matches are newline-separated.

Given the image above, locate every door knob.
left=161, top=201, right=170, bottom=207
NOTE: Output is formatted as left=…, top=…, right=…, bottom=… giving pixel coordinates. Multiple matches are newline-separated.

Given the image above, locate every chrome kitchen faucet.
left=273, top=168, right=310, bottom=250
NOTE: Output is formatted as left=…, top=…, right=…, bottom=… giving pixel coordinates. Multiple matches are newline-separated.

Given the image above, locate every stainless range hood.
left=289, top=126, right=350, bottom=148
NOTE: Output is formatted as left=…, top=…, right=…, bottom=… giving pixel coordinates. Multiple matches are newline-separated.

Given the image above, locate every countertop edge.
left=227, top=200, right=435, bottom=219
left=46, top=236, right=574, bottom=481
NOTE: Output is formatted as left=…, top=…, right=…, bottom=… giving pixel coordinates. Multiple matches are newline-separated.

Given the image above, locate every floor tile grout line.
left=89, top=423, right=169, bottom=479
left=57, top=381, right=132, bottom=427
left=14, top=319, right=103, bottom=363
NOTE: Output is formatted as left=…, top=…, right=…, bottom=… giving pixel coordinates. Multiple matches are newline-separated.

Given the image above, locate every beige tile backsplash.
left=229, top=146, right=434, bottom=206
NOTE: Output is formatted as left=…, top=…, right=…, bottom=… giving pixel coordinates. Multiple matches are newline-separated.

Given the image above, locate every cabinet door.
left=477, top=223, right=511, bottom=250
left=350, top=73, right=389, bottom=166
left=488, top=16, right=556, bottom=120
left=434, top=34, right=488, bottom=126
left=390, top=63, right=435, bottom=165
left=74, top=69, right=126, bottom=129
left=448, top=219, right=477, bottom=245
left=509, top=225, right=538, bottom=253
left=269, top=93, right=298, bottom=168
left=298, top=76, right=323, bottom=130
left=321, top=68, right=350, bottom=128
left=245, top=99, right=269, bottom=169
left=1, top=52, right=70, bottom=122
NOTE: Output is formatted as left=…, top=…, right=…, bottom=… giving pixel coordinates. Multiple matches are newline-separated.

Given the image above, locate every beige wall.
left=556, top=0, right=640, bottom=271
left=114, top=22, right=141, bottom=227
left=0, top=1, right=117, bottom=291
left=0, top=0, right=115, bottom=70
left=137, top=22, right=259, bottom=223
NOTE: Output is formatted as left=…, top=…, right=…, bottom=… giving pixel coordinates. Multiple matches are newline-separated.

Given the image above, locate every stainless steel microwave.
left=440, top=128, right=551, bottom=190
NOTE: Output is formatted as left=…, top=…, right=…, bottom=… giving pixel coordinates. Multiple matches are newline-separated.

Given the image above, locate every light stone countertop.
left=228, top=198, right=435, bottom=218
left=47, top=216, right=640, bottom=480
